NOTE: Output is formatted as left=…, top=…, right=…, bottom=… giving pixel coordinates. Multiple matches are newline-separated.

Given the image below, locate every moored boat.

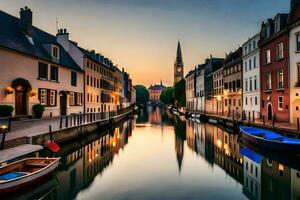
left=240, top=126, right=300, bottom=153
left=0, top=157, right=60, bottom=193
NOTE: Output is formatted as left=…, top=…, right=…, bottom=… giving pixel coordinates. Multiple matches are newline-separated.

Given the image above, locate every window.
left=69, top=92, right=75, bottom=106
left=275, top=18, right=281, bottom=33
left=249, top=77, right=253, bottom=91
left=278, top=96, right=283, bottom=110
left=40, top=89, right=47, bottom=105
left=52, top=46, right=59, bottom=59
left=245, top=79, right=248, bottom=92
left=254, top=76, right=257, bottom=90
left=249, top=59, right=252, bottom=70
left=87, top=75, right=89, bottom=85
left=278, top=69, right=284, bottom=89
left=298, top=64, right=300, bottom=85
left=254, top=56, right=257, bottom=68
left=253, top=40, right=256, bottom=49
left=266, top=73, right=272, bottom=90
left=76, top=93, right=82, bottom=106
left=50, top=65, right=58, bottom=82
left=266, top=49, right=271, bottom=64
left=71, top=71, right=77, bottom=86
left=255, top=97, right=258, bottom=105
left=225, top=99, right=228, bottom=106
left=245, top=61, right=248, bottom=71
left=297, top=34, right=300, bottom=51
left=245, top=97, right=248, bottom=105
left=38, top=62, right=48, bottom=80
left=49, top=90, right=56, bottom=106
left=237, top=80, right=241, bottom=88
left=276, top=43, right=284, bottom=60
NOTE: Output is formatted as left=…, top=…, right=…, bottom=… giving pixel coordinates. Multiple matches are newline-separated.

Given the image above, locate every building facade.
left=212, top=67, right=224, bottom=115
left=259, top=14, right=290, bottom=122
left=289, top=0, right=300, bottom=124
left=223, top=48, right=243, bottom=119
left=242, top=34, right=261, bottom=120
left=148, top=83, right=166, bottom=102
left=185, top=69, right=196, bottom=111
left=195, top=64, right=205, bottom=112
left=0, top=8, right=84, bottom=117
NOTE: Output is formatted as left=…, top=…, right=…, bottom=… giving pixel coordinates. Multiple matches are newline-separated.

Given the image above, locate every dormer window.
left=52, top=45, right=59, bottom=59
left=274, top=18, right=281, bottom=33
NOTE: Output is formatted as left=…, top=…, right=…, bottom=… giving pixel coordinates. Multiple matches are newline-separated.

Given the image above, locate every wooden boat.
left=0, top=157, right=60, bottom=193
left=240, top=126, right=300, bottom=153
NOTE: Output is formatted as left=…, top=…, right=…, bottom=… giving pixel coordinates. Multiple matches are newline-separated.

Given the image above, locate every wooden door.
left=60, top=94, right=67, bottom=115
left=15, top=90, right=27, bottom=115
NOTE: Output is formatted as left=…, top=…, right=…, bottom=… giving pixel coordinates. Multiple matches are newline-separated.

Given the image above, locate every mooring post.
left=8, top=118, right=11, bottom=132
left=49, top=125, right=53, bottom=142
left=272, top=116, right=275, bottom=128
left=65, top=116, right=69, bottom=128
left=297, top=118, right=300, bottom=131
left=248, top=112, right=250, bottom=124
left=252, top=111, right=255, bottom=123
left=59, top=116, right=62, bottom=129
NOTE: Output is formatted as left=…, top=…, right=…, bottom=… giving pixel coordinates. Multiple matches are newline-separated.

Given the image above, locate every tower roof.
left=175, top=41, right=183, bottom=65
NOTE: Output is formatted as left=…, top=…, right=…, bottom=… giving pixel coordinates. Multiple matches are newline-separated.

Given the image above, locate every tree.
left=134, top=85, right=149, bottom=105
left=174, top=79, right=186, bottom=107
left=160, top=87, right=175, bottom=105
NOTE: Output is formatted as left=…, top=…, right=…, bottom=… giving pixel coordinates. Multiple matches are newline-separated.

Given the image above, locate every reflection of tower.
left=174, top=41, right=184, bottom=85
left=175, top=134, right=184, bottom=173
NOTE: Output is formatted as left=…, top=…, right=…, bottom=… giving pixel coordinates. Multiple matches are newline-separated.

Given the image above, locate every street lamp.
left=0, top=125, right=8, bottom=150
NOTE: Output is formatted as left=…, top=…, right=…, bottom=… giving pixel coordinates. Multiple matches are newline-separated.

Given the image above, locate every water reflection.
left=4, top=107, right=300, bottom=200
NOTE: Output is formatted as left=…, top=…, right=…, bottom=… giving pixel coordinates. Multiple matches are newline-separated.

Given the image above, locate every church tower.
left=174, top=41, right=184, bottom=85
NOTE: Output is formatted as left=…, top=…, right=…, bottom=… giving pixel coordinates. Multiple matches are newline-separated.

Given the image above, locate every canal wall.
left=4, top=108, right=135, bottom=148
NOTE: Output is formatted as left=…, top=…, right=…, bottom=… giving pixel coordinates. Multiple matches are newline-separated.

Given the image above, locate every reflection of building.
left=261, top=159, right=291, bottom=199
left=291, top=169, right=300, bottom=199
left=53, top=119, right=133, bottom=199
left=213, top=125, right=243, bottom=183
left=175, top=133, right=184, bottom=173
left=148, top=107, right=162, bottom=124
left=241, top=148, right=262, bottom=200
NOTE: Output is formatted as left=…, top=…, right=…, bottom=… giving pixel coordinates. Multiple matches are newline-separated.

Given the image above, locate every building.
left=185, top=69, right=196, bottom=111
left=204, top=57, right=225, bottom=114
left=289, top=0, right=300, bottom=124
left=148, top=82, right=166, bottom=102
left=259, top=13, right=290, bottom=122
left=223, top=48, right=243, bottom=119
left=174, top=41, right=184, bottom=85
left=195, top=64, right=206, bottom=112
left=0, top=8, right=84, bottom=117
left=212, top=67, right=224, bottom=115
left=242, top=34, right=261, bottom=120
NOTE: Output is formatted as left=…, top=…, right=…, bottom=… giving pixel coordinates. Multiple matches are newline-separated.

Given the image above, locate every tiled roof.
left=0, top=10, right=83, bottom=72
left=148, top=84, right=166, bottom=90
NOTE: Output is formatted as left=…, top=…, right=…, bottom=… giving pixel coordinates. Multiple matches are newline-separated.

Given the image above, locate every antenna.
left=56, top=18, right=58, bottom=32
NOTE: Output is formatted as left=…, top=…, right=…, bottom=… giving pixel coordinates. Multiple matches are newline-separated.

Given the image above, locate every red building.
left=259, top=14, right=290, bottom=122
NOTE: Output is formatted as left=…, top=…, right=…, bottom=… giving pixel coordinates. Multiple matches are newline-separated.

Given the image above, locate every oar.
left=47, top=125, right=60, bottom=153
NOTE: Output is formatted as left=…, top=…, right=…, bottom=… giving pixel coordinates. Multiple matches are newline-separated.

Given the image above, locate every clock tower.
left=174, top=41, right=184, bottom=85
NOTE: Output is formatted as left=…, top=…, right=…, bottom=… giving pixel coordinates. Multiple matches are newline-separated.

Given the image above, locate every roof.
left=0, top=10, right=83, bottom=72
left=148, top=84, right=166, bottom=91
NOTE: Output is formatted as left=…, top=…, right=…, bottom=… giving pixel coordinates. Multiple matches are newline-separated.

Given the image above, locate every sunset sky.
left=1, top=0, right=289, bottom=87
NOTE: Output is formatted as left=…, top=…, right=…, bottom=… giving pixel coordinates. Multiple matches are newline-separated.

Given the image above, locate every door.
left=268, top=104, right=273, bottom=120
left=15, top=90, right=27, bottom=115
left=60, top=94, right=67, bottom=115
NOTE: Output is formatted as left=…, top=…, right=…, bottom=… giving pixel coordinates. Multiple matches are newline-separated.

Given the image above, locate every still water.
left=5, top=107, right=300, bottom=200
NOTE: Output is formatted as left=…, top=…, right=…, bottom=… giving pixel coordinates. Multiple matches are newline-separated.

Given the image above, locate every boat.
left=0, top=157, right=60, bottom=193
left=240, top=126, right=300, bottom=153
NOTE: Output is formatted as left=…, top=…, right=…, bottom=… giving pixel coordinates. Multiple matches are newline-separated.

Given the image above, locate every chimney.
left=19, top=7, right=33, bottom=37
left=56, top=28, right=70, bottom=52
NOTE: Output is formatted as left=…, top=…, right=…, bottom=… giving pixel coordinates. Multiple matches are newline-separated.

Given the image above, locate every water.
left=4, top=107, right=300, bottom=200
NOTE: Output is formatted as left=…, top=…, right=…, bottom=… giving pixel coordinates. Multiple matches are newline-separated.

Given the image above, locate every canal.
left=4, top=107, right=300, bottom=200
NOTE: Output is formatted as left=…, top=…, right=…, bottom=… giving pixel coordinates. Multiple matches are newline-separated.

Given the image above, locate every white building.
left=242, top=34, right=260, bottom=120
left=289, top=13, right=300, bottom=125
left=185, top=69, right=196, bottom=111
left=195, top=64, right=205, bottom=112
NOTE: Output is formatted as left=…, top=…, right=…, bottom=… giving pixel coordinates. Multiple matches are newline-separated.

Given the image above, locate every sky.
left=1, top=0, right=290, bottom=87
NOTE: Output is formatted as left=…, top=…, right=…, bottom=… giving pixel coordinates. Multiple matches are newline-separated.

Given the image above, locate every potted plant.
left=32, top=104, right=45, bottom=119
left=0, top=105, right=14, bottom=117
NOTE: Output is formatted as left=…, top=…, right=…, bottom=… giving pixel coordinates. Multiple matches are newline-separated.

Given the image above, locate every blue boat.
left=239, top=126, right=300, bottom=153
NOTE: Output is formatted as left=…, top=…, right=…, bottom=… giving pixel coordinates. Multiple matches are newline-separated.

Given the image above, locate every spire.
left=160, top=80, right=162, bottom=86
left=176, top=40, right=183, bottom=65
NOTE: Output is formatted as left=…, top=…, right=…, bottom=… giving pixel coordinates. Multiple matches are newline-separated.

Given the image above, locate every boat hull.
left=0, top=158, right=59, bottom=193
left=241, top=131, right=300, bottom=153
